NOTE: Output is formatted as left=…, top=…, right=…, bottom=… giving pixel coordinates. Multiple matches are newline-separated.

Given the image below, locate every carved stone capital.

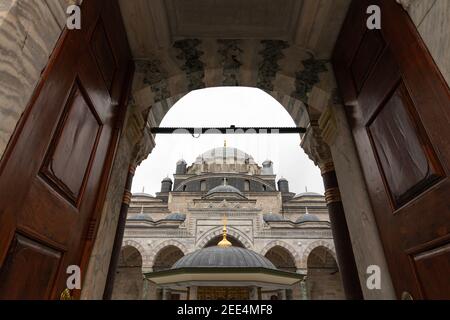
left=131, top=127, right=155, bottom=166
left=318, top=106, right=338, bottom=146
left=301, top=121, right=333, bottom=168
left=125, top=107, right=156, bottom=166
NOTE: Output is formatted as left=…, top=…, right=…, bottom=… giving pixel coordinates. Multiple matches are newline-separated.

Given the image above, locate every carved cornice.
left=300, top=121, right=332, bottom=167
left=318, top=106, right=337, bottom=146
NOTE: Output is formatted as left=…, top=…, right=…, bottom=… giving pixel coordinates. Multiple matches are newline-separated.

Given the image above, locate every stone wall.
left=307, top=269, right=345, bottom=300
left=0, top=0, right=81, bottom=161
left=111, top=266, right=144, bottom=300
left=400, top=0, right=450, bottom=87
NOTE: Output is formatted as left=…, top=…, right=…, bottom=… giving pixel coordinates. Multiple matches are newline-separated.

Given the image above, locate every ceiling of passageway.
left=119, top=0, right=351, bottom=59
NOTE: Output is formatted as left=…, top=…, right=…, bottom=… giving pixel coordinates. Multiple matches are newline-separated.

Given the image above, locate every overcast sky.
left=131, top=87, right=324, bottom=196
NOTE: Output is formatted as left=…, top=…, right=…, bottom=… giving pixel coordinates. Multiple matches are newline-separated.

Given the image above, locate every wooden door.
left=0, top=0, right=132, bottom=299
left=333, top=0, right=450, bottom=299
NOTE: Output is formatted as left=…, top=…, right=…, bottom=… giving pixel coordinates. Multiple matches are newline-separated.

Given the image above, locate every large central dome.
left=172, top=246, right=276, bottom=269
left=194, top=147, right=256, bottom=165
left=188, top=146, right=260, bottom=175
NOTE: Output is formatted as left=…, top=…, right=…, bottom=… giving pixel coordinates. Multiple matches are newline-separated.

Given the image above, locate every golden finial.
left=224, top=140, right=227, bottom=148
left=218, top=214, right=232, bottom=248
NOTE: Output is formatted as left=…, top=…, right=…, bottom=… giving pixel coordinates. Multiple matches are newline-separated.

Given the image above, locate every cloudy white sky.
left=131, top=87, right=324, bottom=196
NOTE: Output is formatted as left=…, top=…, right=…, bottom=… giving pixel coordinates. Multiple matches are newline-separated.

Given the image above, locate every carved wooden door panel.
left=0, top=0, right=132, bottom=299
left=333, top=0, right=450, bottom=299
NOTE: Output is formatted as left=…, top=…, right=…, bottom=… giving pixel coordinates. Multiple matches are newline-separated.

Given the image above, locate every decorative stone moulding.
left=318, top=106, right=338, bottom=146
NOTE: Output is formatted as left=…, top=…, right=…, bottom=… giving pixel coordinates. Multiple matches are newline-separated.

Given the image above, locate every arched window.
left=244, top=180, right=250, bottom=191
left=182, top=185, right=187, bottom=191
left=262, top=185, right=267, bottom=191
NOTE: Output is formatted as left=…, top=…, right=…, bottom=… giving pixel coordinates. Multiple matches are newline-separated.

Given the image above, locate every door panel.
left=333, top=0, right=450, bottom=299
left=0, top=0, right=132, bottom=299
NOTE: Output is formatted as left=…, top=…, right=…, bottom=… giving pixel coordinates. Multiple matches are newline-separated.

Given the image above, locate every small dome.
left=294, top=192, right=322, bottom=198
left=263, top=213, right=286, bottom=222
left=164, top=213, right=186, bottom=221
left=177, top=159, right=187, bottom=165
left=132, top=192, right=154, bottom=198
left=129, top=213, right=153, bottom=222
left=278, top=177, right=288, bottom=182
left=172, top=246, right=276, bottom=269
left=194, top=147, right=256, bottom=165
left=206, top=184, right=244, bottom=197
left=162, top=177, right=173, bottom=182
left=296, top=214, right=320, bottom=223
left=262, top=160, right=272, bottom=165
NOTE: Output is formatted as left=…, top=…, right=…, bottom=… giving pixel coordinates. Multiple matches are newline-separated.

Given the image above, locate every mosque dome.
left=172, top=246, right=276, bottom=269
left=296, top=214, right=320, bottom=223
left=163, top=213, right=186, bottom=221
left=129, top=213, right=153, bottom=222
left=294, top=192, right=323, bottom=198
left=206, top=184, right=244, bottom=197
left=194, top=147, right=256, bottom=165
left=263, top=213, right=286, bottom=222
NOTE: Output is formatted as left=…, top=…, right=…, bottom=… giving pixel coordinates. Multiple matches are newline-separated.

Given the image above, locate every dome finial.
left=218, top=214, right=232, bottom=248
left=223, top=177, right=228, bottom=186
left=224, top=140, right=227, bottom=148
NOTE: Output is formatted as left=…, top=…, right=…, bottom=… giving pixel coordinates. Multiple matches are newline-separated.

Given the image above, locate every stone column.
left=302, top=121, right=363, bottom=300
left=102, top=109, right=156, bottom=300
left=103, top=163, right=137, bottom=300
left=249, top=287, right=259, bottom=300
left=189, top=286, right=198, bottom=300
left=278, top=290, right=287, bottom=300
left=299, top=279, right=309, bottom=300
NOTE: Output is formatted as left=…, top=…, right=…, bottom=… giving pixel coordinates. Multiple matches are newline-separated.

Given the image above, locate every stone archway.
left=147, top=240, right=189, bottom=269
left=111, top=245, right=143, bottom=300
left=203, top=234, right=245, bottom=248
left=132, top=39, right=337, bottom=131
left=300, top=240, right=336, bottom=270
left=260, top=240, right=301, bottom=269
left=197, top=226, right=253, bottom=249
left=152, top=245, right=185, bottom=271
left=264, top=246, right=297, bottom=273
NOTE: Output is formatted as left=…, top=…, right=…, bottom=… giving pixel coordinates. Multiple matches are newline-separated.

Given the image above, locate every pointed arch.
left=300, top=240, right=336, bottom=269
left=196, top=226, right=253, bottom=249
left=260, top=240, right=301, bottom=269
left=147, top=240, right=189, bottom=268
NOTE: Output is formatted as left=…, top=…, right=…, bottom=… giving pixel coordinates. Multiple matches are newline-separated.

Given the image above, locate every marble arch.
left=197, top=226, right=253, bottom=249
left=260, top=240, right=301, bottom=269
left=147, top=240, right=189, bottom=268
left=131, top=39, right=338, bottom=131
left=300, top=240, right=336, bottom=270
left=122, top=240, right=147, bottom=265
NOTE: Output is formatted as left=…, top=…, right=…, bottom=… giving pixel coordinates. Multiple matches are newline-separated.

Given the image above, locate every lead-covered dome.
left=163, top=213, right=186, bottom=221
left=263, top=213, right=286, bottom=222
left=206, top=184, right=244, bottom=197
left=194, top=147, right=256, bottom=165
left=296, top=214, right=320, bottom=223
left=172, top=246, right=276, bottom=269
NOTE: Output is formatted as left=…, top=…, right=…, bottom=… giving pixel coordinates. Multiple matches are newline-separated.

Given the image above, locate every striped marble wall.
left=131, top=39, right=335, bottom=131
left=0, top=0, right=80, bottom=161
